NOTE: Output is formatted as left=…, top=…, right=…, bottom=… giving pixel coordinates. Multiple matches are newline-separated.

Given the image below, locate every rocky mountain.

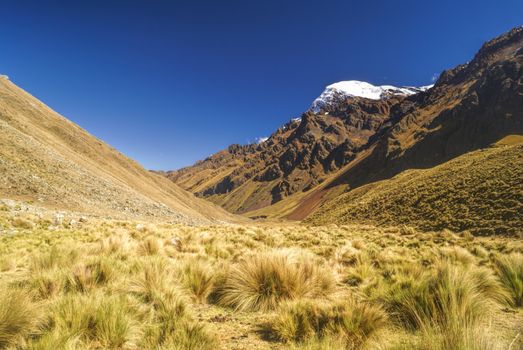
left=166, top=85, right=430, bottom=214
left=0, top=76, right=238, bottom=224
left=166, top=26, right=523, bottom=224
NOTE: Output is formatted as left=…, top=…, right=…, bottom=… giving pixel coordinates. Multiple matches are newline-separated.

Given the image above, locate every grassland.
left=307, top=140, right=523, bottom=236
left=0, top=201, right=522, bottom=349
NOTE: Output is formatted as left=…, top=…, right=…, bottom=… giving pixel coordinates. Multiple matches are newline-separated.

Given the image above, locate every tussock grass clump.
left=494, top=253, right=523, bottom=307
left=144, top=319, right=217, bottom=350
left=218, top=250, right=335, bottom=311
left=469, top=245, right=489, bottom=259
left=138, top=285, right=217, bottom=349
left=138, top=236, right=163, bottom=255
left=11, top=216, right=35, bottom=229
left=335, top=243, right=363, bottom=266
left=268, top=298, right=387, bottom=347
left=99, top=234, right=132, bottom=255
left=30, top=246, right=79, bottom=273
left=51, top=294, right=140, bottom=349
left=286, top=337, right=347, bottom=349
left=406, top=326, right=502, bottom=350
left=129, top=257, right=178, bottom=306
left=385, top=262, right=508, bottom=345
left=439, top=246, right=475, bottom=265
left=93, top=297, right=139, bottom=348
left=0, top=256, right=16, bottom=272
left=26, top=269, right=66, bottom=299
left=0, top=289, right=42, bottom=349
left=66, top=257, right=115, bottom=292
left=132, top=259, right=216, bottom=350
left=180, top=260, right=215, bottom=303
left=343, top=259, right=376, bottom=287
left=26, top=332, right=81, bottom=350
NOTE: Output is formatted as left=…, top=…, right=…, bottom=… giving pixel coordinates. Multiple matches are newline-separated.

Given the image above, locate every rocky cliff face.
left=166, top=26, right=523, bottom=217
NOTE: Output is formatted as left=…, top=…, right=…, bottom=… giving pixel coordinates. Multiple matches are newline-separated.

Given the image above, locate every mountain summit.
left=311, top=80, right=432, bottom=113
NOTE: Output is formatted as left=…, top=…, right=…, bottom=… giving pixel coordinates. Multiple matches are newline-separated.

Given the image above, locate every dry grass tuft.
left=439, top=246, right=475, bottom=265
left=384, top=262, right=509, bottom=348
left=30, top=246, right=79, bottom=273
left=494, top=253, right=523, bottom=307
left=180, top=259, right=215, bottom=303
left=268, top=298, right=387, bottom=347
left=49, top=293, right=140, bottom=349
left=0, top=289, right=42, bottom=349
left=218, top=249, right=335, bottom=311
left=138, top=236, right=163, bottom=255
left=66, top=257, right=115, bottom=292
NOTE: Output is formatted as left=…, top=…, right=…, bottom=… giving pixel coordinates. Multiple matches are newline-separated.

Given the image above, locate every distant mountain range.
left=164, top=26, right=523, bottom=233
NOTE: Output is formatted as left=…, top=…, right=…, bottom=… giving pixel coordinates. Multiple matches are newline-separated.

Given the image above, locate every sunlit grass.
left=0, top=207, right=521, bottom=349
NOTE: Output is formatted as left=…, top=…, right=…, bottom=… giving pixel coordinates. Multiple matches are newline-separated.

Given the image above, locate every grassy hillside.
left=307, top=138, right=523, bottom=235
left=0, top=77, right=237, bottom=224
left=0, top=201, right=522, bottom=349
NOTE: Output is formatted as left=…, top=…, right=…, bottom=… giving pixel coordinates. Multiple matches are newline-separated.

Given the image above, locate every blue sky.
left=1, top=0, right=521, bottom=170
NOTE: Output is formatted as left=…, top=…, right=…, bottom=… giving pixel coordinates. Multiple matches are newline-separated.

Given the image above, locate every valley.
left=0, top=18, right=521, bottom=350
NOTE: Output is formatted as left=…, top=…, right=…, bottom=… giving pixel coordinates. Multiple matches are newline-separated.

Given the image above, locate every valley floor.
left=0, top=199, right=522, bottom=349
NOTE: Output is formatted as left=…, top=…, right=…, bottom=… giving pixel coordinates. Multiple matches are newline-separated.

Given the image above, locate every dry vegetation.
left=307, top=141, right=523, bottom=236
left=0, top=202, right=522, bottom=350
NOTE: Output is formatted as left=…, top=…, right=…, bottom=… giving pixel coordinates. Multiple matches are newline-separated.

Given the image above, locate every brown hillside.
left=0, top=76, right=238, bottom=224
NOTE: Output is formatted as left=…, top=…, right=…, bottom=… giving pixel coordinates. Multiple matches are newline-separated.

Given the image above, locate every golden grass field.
left=307, top=140, right=523, bottom=236
left=0, top=202, right=521, bottom=350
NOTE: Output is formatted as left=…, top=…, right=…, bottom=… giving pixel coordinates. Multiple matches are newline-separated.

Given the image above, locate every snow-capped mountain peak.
left=311, top=80, right=433, bottom=113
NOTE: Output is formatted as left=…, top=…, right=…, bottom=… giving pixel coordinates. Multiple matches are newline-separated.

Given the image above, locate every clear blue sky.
left=1, top=1, right=521, bottom=170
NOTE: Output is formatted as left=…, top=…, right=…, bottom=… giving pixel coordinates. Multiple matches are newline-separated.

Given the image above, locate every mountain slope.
left=0, top=76, right=238, bottom=223
left=305, top=137, right=523, bottom=235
